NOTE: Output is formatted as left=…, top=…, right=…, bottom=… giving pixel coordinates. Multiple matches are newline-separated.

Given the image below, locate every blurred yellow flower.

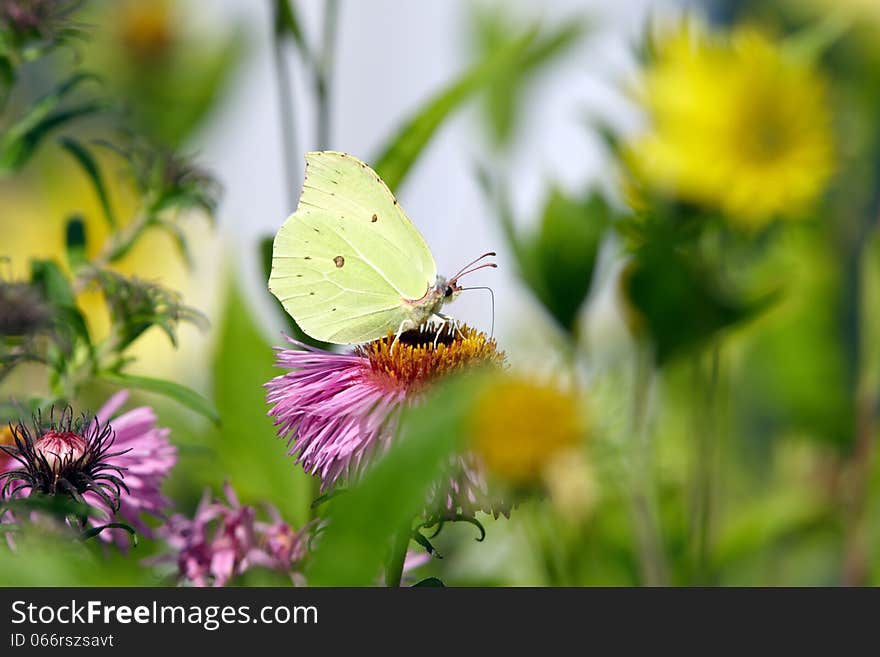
left=469, top=376, right=585, bottom=486
left=117, top=0, right=175, bottom=60
left=627, top=24, right=834, bottom=227
left=542, top=448, right=599, bottom=523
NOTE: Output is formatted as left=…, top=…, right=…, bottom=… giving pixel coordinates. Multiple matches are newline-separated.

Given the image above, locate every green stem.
left=691, top=343, right=720, bottom=585
left=628, top=341, right=668, bottom=586
left=840, top=162, right=880, bottom=585
left=271, top=3, right=300, bottom=212
left=315, top=0, right=340, bottom=150
left=384, top=526, right=410, bottom=588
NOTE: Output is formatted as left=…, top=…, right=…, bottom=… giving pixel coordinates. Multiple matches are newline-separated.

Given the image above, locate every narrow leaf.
left=372, top=29, right=540, bottom=191
left=58, top=137, right=117, bottom=228
left=100, top=372, right=220, bottom=425
left=64, top=215, right=87, bottom=269
left=274, top=0, right=308, bottom=53
left=307, top=374, right=485, bottom=586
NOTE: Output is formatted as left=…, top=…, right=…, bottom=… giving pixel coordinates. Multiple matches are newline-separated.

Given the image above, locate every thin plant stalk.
left=841, top=172, right=880, bottom=585
left=272, top=14, right=300, bottom=212
left=628, top=341, right=668, bottom=586
left=690, top=343, right=721, bottom=585
left=385, top=526, right=410, bottom=588
left=315, top=0, right=340, bottom=150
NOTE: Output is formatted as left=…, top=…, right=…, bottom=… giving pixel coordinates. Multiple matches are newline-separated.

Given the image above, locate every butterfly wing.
left=269, top=151, right=437, bottom=344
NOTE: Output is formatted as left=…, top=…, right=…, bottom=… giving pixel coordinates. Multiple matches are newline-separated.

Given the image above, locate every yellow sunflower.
left=626, top=24, right=835, bottom=228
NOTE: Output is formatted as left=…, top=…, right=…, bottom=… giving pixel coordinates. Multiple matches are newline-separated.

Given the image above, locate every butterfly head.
left=442, top=252, right=497, bottom=305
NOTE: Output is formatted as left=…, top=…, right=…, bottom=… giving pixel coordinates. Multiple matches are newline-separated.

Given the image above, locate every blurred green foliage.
left=5, top=0, right=880, bottom=589
left=470, top=6, right=587, bottom=149
left=308, top=374, right=482, bottom=586
left=510, top=188, right=610, bottom=335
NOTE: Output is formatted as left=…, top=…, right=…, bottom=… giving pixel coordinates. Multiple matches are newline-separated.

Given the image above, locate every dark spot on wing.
left=313, top=228, right=320, bottom=233
left=310, top=292, right=315, bottom=295
left=334, top=256, right=345, bottom=268
left=332, top=308, right=337, bottom=312
left=304, top=256, right=311, bottom=260
left=371, top=213, right=378, bottom=222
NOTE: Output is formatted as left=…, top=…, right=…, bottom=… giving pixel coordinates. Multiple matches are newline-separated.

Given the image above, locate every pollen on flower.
left=469, top=377, right=584, bottom=486
left=357, top=323, right=504, bottom=393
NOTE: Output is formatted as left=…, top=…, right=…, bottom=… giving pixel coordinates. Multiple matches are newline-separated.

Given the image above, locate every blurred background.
left=2, top=0, right=880, bottom=586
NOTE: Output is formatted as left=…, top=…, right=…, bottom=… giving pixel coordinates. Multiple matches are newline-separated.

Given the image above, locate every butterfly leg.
left=390, top=318, right=415, bottom=354
left=431, top=313, right=463, bottom=347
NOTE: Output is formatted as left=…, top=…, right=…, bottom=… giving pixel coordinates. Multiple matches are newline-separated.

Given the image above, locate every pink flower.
left=0, top=391, right=176, bottom=547
left=92, top=390, right=177, bottom=546
left=266, top=324, right=507, bottom=519
left=155, top=482, right=310, bottom=587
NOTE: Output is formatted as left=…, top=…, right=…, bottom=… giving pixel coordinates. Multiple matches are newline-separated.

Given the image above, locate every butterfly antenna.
left=450, top=251, right=496, bottom=282
left=459, top=286, right=495, bottom=338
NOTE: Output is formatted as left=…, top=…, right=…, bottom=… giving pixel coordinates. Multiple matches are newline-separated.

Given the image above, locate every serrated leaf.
left=99, top=372, right=220, bottom=425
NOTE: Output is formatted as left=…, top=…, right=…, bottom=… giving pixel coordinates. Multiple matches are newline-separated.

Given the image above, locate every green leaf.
left=175, top=272, right=312, bottom=525
left=518, top=188, right=611, bottom=334
left=82, top=522, right=138, bottom=547
left=29, top=258, right=75, bottom=307
left=274, top=0, right=308, bottom=53
left=99, top=372, right=220, bottom=425
left=473, top=10, right=587, bottom=146
left=412, top=577, right=445, bottom=587
left=64, top=215, right=87, bottom=269
left=58, top=137, right=117, bottom=228
left=0, top=73, right=102, bottom=174
left=1, top=494, right=100, bottom=520
left=372, top=28, right=541, bottom=191
left=307, top=373, right=484, bottom=586
left=622, top=240, right=779, bottom=364
left=29, top=258, right=91, bottom=347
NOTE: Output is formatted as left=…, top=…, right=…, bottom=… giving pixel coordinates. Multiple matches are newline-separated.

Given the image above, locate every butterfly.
left=268, top=151, right=495, bottom=345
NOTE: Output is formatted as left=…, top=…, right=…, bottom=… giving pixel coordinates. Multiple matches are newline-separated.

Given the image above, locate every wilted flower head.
left=0, top=280, right=51, bottom=336
left=1, top=391, right=176, bottom=546
left=267, top=323, right=503, bottom=487
left=0, top=408, right=127, bottom=512
left=0, top=0, right=80, bottom=42
left=155, top=483, right=310, bottom=587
